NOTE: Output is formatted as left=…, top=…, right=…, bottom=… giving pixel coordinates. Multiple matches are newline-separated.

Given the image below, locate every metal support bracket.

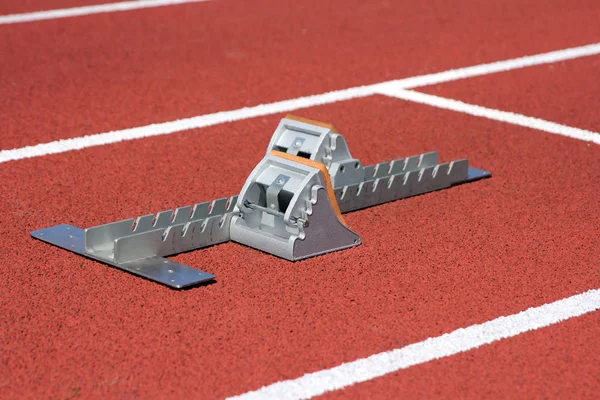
left=31, top=196, right=237, bottom=288
left=31, top=224, right=215, bottom=289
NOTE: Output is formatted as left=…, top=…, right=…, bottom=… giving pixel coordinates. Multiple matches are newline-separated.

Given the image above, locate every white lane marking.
left=0, top=86, right=375, bottom=163
left=1, top=42, right=600, bottom=163
left=0, top=0, right=211, bottom=25
left=376, top=89, right=600, bottom=144
left=228, top=288, right=600, bottom=400
left=374, top=42, right=600, bottom=91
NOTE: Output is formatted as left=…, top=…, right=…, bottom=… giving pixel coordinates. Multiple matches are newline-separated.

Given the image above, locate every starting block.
left=31, top=115, right=491, bottom=288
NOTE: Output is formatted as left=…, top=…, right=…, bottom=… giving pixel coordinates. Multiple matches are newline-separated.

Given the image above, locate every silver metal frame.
left=31, top=117, right=491, bottom=289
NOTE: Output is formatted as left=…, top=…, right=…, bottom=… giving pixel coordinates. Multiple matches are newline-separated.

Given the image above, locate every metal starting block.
left=231, top=151, right=360, bottom=261
left=31, top=115, right=491, bottom=289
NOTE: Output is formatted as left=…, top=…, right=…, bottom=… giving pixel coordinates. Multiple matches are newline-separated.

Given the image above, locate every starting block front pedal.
left=31, top=115, right=491, bottom=289
left=230, top=151, right=360, bottom=261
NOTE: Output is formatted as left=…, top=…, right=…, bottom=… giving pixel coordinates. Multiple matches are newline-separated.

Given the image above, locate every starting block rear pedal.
left=31, top=115, right=491, bottom=289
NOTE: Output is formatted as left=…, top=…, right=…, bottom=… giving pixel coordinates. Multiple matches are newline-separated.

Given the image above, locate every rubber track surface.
left=2, top=0, right=600, bottom=148
left=323, top=311, right=600, bottom=399
left=2, top=96, right=599, bottom=398
left=1, top=1, right=599, bottom=398
left=419, top=54, right=600, bottom=132
left=0, top=0, right=124, bottom=14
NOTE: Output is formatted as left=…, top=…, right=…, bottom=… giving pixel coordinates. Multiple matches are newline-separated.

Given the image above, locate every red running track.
left=0, top=0, right=124, bottom=14
left=2, top=96, right=599, bottom=398
left=419, top=54, right=600, bottom=132
left=1, top=1, right=599, bottom=399
left=324, top=310, right=600, bottom=399
left=2, top=0, right=600, bottom=148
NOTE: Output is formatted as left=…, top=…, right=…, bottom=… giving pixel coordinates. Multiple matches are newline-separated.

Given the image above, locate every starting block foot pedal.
left=230, top=151, right=361, bottom=260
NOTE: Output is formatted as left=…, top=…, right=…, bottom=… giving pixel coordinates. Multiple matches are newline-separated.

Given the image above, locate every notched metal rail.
left=85, top=195, right=238, bottom=262
left=30, top=154, right=489, bottom=289
left=31, top=224, right=216, bottom=289
left=31, top=196, right=238, bottom=289
left=332, top=151, right=490, bottom=213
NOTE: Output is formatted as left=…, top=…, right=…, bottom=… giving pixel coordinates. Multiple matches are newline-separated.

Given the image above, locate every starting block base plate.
left=31, top=224, right=215, bottom=289
left=467, top=167, right=491, bottom=181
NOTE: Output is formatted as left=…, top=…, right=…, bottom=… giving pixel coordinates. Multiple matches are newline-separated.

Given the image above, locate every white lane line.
left=0, top=0, right=211, bottom=25
left=228, top=288, right=600, bottom=400
left=376, top=88, right=600, bottom=144
left=374, top=42, right=600, bottom=91
left=2, top=42, right=600, bottom=164
left=0, top=86, right=375, bottom=163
